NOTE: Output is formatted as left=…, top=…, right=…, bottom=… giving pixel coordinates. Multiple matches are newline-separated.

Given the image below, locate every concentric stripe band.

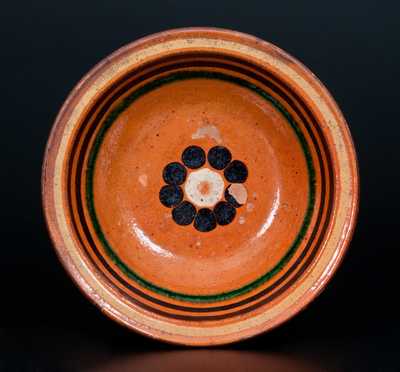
left=69, top=58, right=328, bottom=314
left=86, top=70, right=316, bottom=301
left=69, top=56, right=332, bottom=314
left=67, top=53, right=334, bottom=320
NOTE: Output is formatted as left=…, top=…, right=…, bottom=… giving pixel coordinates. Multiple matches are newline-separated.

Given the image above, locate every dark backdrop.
left=0, top=1, right=398, bottom=371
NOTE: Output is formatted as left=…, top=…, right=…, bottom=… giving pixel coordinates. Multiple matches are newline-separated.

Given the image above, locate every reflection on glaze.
left=256, top=188, right=280, bottom=238
left=138, top=174, right=148, bottom=187
left=130, top=219, right=173, bottom=258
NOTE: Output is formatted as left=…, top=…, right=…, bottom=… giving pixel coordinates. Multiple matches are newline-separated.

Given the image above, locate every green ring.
left=86, top=70, right=316, bottom=303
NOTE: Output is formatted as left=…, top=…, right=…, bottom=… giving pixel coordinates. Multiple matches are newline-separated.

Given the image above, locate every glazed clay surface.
left=93, top=77, right=310, bottom=296
left=43, top=28, right=358, bottom=345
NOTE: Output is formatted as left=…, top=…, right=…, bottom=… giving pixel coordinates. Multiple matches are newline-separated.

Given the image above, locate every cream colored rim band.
left=51, top=34, right=357, bottom=344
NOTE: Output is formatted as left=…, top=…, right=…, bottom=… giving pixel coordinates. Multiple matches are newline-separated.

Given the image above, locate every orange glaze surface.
left=93, top=77, right=309, bottom=295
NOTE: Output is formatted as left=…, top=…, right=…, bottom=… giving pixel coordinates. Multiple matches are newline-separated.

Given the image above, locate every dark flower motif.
left=159, top=145, right=248, bottom=232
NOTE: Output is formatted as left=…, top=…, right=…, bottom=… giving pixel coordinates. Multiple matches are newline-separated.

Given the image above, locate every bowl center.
left=185, top=168, right=224, bottom=207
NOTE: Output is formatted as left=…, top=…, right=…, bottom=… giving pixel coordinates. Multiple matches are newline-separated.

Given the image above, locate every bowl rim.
left=42, top=27, right=359, bottom=346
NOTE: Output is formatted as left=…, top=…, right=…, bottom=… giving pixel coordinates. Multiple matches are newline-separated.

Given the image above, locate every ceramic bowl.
left=42, top=28, right=359, bottom=345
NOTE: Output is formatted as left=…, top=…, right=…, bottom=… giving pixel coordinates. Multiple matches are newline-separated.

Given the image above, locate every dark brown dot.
left=208, top=146, right=232, bottom=170
left=172, top=201, right=196, bottom=226
left=224, top=160, right=248, bottom=183
left=163, top=162, right=187, bottom=185
left=214, top=201, right=236, bottom=225
left=159, top=185, right=183, bottom=207
left=194, top=208, right=216, bottom=232
left=182, top=146, right=206, bottom=169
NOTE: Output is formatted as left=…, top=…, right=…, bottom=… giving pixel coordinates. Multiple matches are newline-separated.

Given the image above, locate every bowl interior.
left=67, top=51, right=332, bottom=313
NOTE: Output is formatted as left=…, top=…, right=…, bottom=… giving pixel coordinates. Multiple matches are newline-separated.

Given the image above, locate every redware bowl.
left=42, top=28, right=359, bottom=345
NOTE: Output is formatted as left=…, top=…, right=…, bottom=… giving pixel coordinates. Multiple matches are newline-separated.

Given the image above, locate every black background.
left=0, top=1, right=399, bottom=371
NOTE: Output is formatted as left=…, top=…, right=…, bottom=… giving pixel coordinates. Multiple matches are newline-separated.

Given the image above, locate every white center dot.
left=184, top=168, right=224, bottom=207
